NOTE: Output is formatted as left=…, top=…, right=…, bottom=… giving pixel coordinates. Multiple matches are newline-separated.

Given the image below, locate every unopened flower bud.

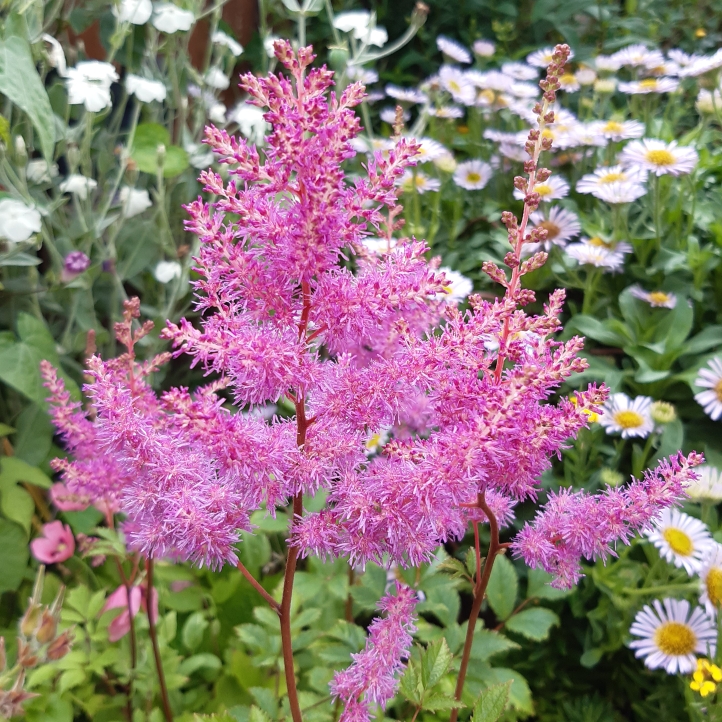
left=651, top=401, right=676, bottom=425
left=17, top=640, right=38, bottom=669
left=46, top=630, right=73, bottom=661
left=20, top=605, right=41, bottom=638
left=536, top=167, right=552, bottom=182
left=600, top=468, right=625, bottom=487
left=35, top=610, right=57, bottom=645
left=411, top=1, right=430, bottom=27
left=513, top=176, right=527, bottom=191
left=156, top=143, right=166, bottom=166
left=14, top=135, right=26, bottom=160
left=328, top=45, right=349, bottom=71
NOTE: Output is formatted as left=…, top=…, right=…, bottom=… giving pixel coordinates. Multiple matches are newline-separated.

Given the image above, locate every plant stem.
left=146, top=559, right=173, bottom=722
left=237, top=559, right=280, bottom=611
left=449, top=493, right=502, bottom=722
left=280, top=493, right=304, bottom=722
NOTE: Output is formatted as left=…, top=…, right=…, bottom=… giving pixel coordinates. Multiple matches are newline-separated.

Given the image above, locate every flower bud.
left=17, top=640, right=38, bottom=669
left=14, top=135, right=26, bottom=160
left=651, top=401, right=676, bottom=425
left=600, top=468, right=625, bottom=487
left=46, top=630, right=73, bottom=661
left=35, top=610, right=57, bottom=645
left=328, top=45, right=349, bottom=72
left=20, top=605, right=41, bottom=638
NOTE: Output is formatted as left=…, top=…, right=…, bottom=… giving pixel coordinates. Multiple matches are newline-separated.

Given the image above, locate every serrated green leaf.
left=473, top=680, right=512, bottom=722
left=399, top=661, right=422, bottom=705
left=439, top=556, right=470, bottom=580
left=0, top=518, right=28, bottom=592
left=420, top=638, right=453, bottom=689
left=423, top=694, right=464, bottom=711
left=526, top=568, right=571, bottom=600
left=0, top=37, right=55, bottom=161
left=248, top=707, right=272, bottom=722
left=178, top=653, right=222, bottom=676
left=504, top=607, right=559, bottom=641
left=485, top=555, right=517, bottom=620
left=470, top=629, right=519, bottom=663
left=183, top=611, right=209, bottom=651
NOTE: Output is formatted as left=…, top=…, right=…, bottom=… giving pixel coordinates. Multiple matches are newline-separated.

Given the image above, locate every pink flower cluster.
left=330, top=583, right=417, bottom=720
left=513, top=451, right=704, bottom=587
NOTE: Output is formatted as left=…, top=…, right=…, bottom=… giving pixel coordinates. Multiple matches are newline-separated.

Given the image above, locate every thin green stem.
left=146, top=559, right=173, bottom=722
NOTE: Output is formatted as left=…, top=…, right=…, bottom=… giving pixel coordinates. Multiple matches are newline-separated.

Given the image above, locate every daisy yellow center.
left=588, top=236, right=612, bottom=248
left=640, top=78, right=659, bottom=90
left=560, top=73, right=576, bottom=84
left=448, top=80, right=461, bottom=93
left=535, top=184, right=553, bottom=196
left=706, top=568, right=722, bottom=606
left=604, top=121, right=624, bottom=133
left=600, top=172, right=626, bottom=183
left=365, top=433, right=382, bottom=450
left=648, top=291, right=671, bottom=304
left=466, top=172, right=482, bottom=182
left=662, top=527, right=694, bottom=556
left=539, top=220, right=560, bottom=240
left=541, top=128, right=555, bottom=139
left=654, top=621, right=696, bottom=656
left=645, top=149, right=675, bottom=167
left=613, top=409, right=644, bottom=429
left=479, top=89, right=496, bottom=103
left=715, top=379, right=722, bottom=402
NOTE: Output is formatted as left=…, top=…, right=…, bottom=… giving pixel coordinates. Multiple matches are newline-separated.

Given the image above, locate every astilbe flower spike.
left=39, top=41, right=701, bottom=721
left=330, top=583, right=417, bottom=720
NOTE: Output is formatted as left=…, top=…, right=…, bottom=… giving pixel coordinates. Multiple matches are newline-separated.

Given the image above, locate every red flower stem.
left=236, top=559, right=281, bottom=612
left=449, top=493, right=503, bottom=722
left=145, top=558, right=173, bottom=722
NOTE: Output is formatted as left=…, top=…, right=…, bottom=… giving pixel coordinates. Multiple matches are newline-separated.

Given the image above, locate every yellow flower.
left=691, top=658, right=722, bottom=697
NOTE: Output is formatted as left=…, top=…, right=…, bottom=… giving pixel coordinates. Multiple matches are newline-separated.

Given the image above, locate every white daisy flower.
left=528, top=206, right=582, bottom=249
left=472, top=39, right=496, bottom=58
left=594, top=182, right=647, bottom=204
left=151, top=3, right=194, bottom=33
left=212, top=30, right=243, bottom=56
left=66, top=61, right=118, bottom=112
left=695, top=357, right=722, bottom=421
left=618, top=77, right=679, bottom=94
left=687, top=466, right=722, bottom=503
left=595, top=54, right=622, bottom=72
left=508, top=82, right=539, bottom=99
left=350, top=137, right=394, bottom=155
left=514, top=175, right=569, bottom=202
left=592, top=119, right=645, bottom=142
left=668, top=49, right=703, bottom=67
left=0, top=199, right=42, bottom=244
left=365, top=427, right=391, bottom=455
left=575, top=67, right=597, bottom=85
left=679, top=49, right=722, bottom=78
left=59, top=174, right=98, bottom=200
left=228, top=103, right=269, bottom=145
left=385, top=85, right=428, bottom=104
left=598, top=393, right=654, bottom=439
left=565, top=242, right=624, bottom=271
left=453, top=160, right=492, bottom=190
left=436, top=36, right=471, bottom=64
left=346, top=66, right=379, bottom=84
left=558, top=72, right=581, bottom=92
left=361, top=237, right=397, bottom=255
left=572, top=124, right=609, bottom=148
left=629, top=286, right=677, bottom=308
left=154, top=259, right=182, bottom=283
left=498, top=142, right=528, bottom=162
left=583, top=234, right=633, bottom=255
left=438, top=66, right=476, bottom=105
left=612, top=44, right=664, bottom=68
left=114, top=0, right=152, bottom=24
left=466, top=70, right=509, bottom=92
left=410, top=137, right=448, bottom=163
left=594, top=78, right=618, bottom=94
left=620, top=139, right=698, bottom=177
left=696, top=89, right=722, bottom=115
left=119, top=187, right=152, bottom=218
left=438, top=267, right=473, bottom=302
left=126, top=74, right=167, bottom=103
left=501, top=62, right=538, bottom=81
left=527, top=46, right=575, bottom=68
left=629, top=598, right=716, bottom=674
left=646, top=509, right=714, bottom=574
left=380, top=107, right=409, bottom=124
left=700, top=544, right=722, bottom=616
left=399, top=171, right=440, bottom=194
left=427, top=105, right=464, bottom=119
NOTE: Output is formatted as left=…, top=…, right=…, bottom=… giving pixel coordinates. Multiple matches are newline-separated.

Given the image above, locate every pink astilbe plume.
left=513, top=451, right=705, bottom=588
left=330, top=583, right=417, bottom=721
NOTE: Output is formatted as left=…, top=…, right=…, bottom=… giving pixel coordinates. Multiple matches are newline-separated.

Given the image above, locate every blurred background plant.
left=5, top=0, right=722, bottom=720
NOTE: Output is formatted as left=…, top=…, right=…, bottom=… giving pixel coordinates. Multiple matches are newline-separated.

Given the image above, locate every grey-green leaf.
left=0, top=37, right=55, bottom=161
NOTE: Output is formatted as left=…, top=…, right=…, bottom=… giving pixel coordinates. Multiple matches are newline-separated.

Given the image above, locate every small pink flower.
left=30, top=521, right=75, bottom=564
left=101, top=584, right=159, bottom=642
left=49, top=483, right=90, bottom=511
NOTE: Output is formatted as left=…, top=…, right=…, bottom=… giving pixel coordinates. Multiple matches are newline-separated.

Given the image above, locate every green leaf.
left=0, top=456, right=52, bottom=488
left=473, top=680, right=512, bottom=722
left=399, top=661, right=422, bottom=704
left=116, top=220, right=160, bottom=280
left=0, top=37, right=55, bottom=161
left=0, top=423, right=14, bottom=436
left=485, top=554, right=517, bottom=620
left=178, top=653, right=222, bottom=676
left=526, top=568, right=570, bottom=600
left=681, top=325, right=722, bottom=356
left=504, top=607, right=559, bottom=641
left=423, top=694, right=464, bottom=711
left=439, top=555, right=470, bottom=580
left=0, top=114, right=9, bottom=147
left=0, top=518, right=28, bottom=592
left=182, top=611, right=209, bottom=651
left=131, top=123, right=189, bottom=178
left=13, top=403, right=53, bottom=465
left=420, top=638, right=453, bottom=689
left=469, top=629, right=519, bottom=662
left=0, top=483, right=35, bottom=532
left=569, top=315, right=629, bottom=347
left=281, top=0, right=302, bottom=10
left=248, top=707, right=272, bottom=722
